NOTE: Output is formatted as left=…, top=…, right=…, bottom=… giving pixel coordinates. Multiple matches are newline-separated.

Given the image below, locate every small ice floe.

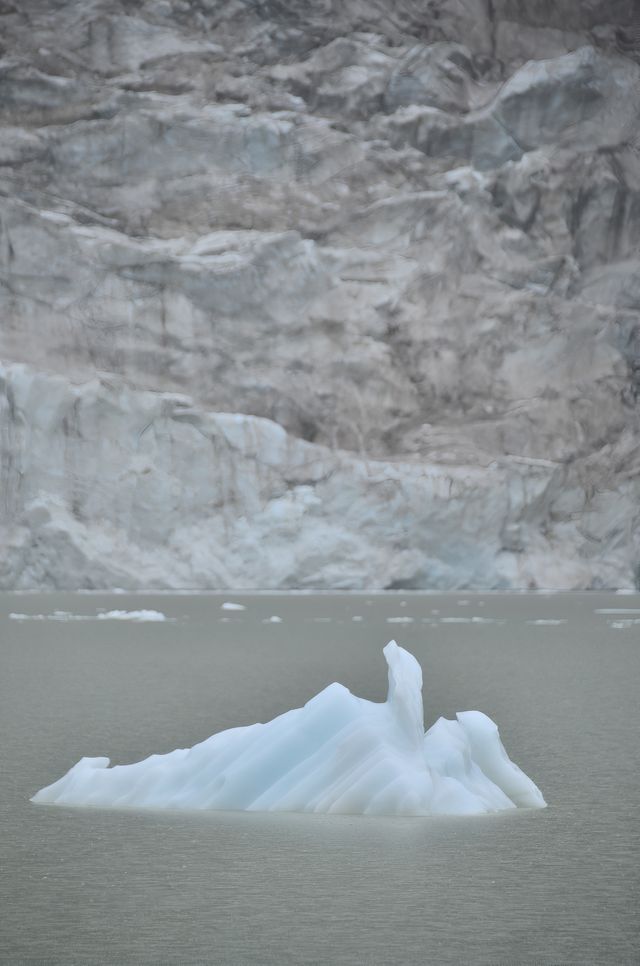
left=351, top=616, right=364, bottom=622
left=263, top=615, right=283, bottom=623
left=10, top=611, right=78, bottom=621
left=97, top=610, right=169, bottom=622
left=595, top=608, right=640, bottom=615
left=440, top=616, right=505, bottom=625
left=616, top=589, right=636, bottom=595
left=526, top=619, right=567, bottom=626
left=312, top=617, right=332, bottom=623
left=608, top=618, right=640, bottom=630
left=221, top=602, right=246, bottom=611
left=11, top=609, right=170, bottom=622
left=386, top=616, right=414, bottom=624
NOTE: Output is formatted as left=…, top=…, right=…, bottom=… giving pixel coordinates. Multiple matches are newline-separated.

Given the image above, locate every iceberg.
left=31, top=642, right=545, bottom=816
left=96, top=610, right=168, bottom=622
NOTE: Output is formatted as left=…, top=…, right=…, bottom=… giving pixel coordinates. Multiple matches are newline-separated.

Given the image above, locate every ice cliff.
left=31, top=641, right=546, bottom=815
left=1, top=1, right=639, bottom=589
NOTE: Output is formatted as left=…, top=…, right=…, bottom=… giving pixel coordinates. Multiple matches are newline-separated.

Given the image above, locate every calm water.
left=1, top=592, right=639, bottom=965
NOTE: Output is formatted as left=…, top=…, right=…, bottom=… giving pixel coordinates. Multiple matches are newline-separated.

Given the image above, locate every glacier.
left=31, top=642, right=545, bottom=816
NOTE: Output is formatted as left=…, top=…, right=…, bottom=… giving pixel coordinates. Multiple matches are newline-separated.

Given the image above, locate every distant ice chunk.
left=440, top=616, right=505, bottom=625
left=526, top=619, right=567, bottom=626
left=10, top=609, right=170, bottom=622
left=221, top=602, right=246, bottom=611
left=386, top=616, right=414, bottom=624
left=9, top=611, right=76, bottom=621
left=32, top=642, right=546, bottom=817
left=595, top=608, right=640, bottom=615
left=263, top=615, right=283, bottom=623
left=96, top=610, right=168, bottom=622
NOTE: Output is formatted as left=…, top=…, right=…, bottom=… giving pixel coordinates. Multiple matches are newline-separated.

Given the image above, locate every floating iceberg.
left=526, top=619, right=567, bottom=626
left=31, top=642, right=545, bottom=816
left=96, top=610, right=169, bottom=622
left=9, top=609, right=169, bottom=622
left=595, top=608, right=640, bottom=615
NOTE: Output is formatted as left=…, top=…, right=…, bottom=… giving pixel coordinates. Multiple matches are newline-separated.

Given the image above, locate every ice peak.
left=383, top=640, right=424, bottom=749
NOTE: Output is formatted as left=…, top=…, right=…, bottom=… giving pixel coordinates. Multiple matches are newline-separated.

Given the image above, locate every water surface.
left=1, top=592, right=639, bottom=965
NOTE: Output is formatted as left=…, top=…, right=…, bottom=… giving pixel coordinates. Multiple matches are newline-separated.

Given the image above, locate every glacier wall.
left=1, top=1, right=639, bottom=589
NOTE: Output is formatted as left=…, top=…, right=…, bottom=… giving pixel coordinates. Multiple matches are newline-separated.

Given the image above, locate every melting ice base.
left=32, top=642, right=545, bottom=816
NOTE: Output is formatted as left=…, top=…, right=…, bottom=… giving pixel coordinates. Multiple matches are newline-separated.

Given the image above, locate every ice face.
left=31, top=642, right=546, bottom=816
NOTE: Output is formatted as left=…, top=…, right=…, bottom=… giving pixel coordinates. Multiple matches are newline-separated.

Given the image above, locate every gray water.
left=1, top=592, right=639, bottom=965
